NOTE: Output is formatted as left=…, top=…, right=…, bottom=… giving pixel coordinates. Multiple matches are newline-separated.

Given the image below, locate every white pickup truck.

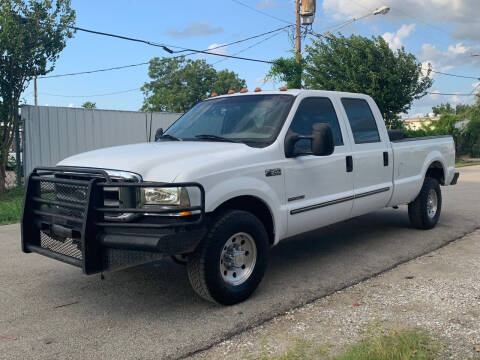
left=22, top=89, right=459, bottom=305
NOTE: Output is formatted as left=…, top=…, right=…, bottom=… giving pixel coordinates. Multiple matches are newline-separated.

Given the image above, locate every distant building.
left=403, top=115, right=440, bottom=130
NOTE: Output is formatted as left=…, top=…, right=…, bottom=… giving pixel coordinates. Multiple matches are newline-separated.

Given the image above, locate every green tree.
left=141, top=57, right=246, bottom=113
left=303, top=34, right=433, bottom=128
left=211, top=69, right=246, bottom=95
left=268, top=53, right=303, bottom=89
left=81, top=101, right=96, bottom=109
left=0, top=0, right=75, bottom=192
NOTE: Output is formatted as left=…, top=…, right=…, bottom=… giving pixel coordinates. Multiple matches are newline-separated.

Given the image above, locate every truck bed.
left=388, top=135, right=456, bottom=207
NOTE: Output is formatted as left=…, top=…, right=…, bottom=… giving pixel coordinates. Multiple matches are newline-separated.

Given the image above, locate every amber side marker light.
left=227, top=89, right=236, bottom=94
left=254, top=87, right=262, bottom=92
left=279, top=86, right=288, bottom=91
left=180, top=211, right=192, bottom=216
left=240, top=88, right=248, bottom=93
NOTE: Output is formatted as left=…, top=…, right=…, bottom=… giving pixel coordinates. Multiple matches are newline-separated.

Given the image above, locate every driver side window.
left=289, top=97, right=343, bottom=153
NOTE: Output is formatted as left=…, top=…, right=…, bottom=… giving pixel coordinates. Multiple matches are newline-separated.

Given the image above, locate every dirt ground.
left=191, top=230, right=480, bottom=359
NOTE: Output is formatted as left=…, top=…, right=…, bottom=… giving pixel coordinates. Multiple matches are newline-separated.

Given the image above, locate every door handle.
left=346, top=155, right=353, bottom=172
left=383, top=152, right=389, bottom=166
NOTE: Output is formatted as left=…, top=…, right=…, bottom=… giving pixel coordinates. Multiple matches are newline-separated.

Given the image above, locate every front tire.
left=187, top=210, right=269, bottom=305
left=408, top=177, right=442, bottom=230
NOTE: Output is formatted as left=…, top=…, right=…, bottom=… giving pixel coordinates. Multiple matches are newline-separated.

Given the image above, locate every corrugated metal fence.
left=22, top=105, right=181, bottom=176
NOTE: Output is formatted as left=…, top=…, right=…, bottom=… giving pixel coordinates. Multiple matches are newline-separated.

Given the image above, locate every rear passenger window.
left=341, top=98, right=380, bottom=144
left=289, top=97, right=344, bottom=150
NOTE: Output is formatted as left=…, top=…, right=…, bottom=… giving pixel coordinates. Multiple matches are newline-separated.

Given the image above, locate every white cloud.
left=165, top=22, right=223, bottom=39
left=206, top=43, right=227, bottom=56
left=322, top=0, right=480, bottom=41
left=448, top=43, right=468, bottom=54
left=382, top=24, right=415, bottom=51
left=420, top=42, right=480, bottom=70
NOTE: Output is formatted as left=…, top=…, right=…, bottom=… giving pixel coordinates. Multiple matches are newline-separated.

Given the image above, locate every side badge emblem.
left=265, top=168, right=281, bottom=177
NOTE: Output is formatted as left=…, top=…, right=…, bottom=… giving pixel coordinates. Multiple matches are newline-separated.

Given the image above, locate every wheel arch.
left=212, top=195, right=275, bottom=245
left=424, top=160, right=446, bottom=185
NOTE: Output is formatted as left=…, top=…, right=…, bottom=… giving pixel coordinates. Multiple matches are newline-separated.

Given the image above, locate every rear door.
left=339, top=97, right=393, bottom=217
left=284, top=95, right=354, bottom=237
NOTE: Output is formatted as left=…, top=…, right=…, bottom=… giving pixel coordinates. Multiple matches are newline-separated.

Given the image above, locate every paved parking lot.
left=1, top=166, right=479, bottom=360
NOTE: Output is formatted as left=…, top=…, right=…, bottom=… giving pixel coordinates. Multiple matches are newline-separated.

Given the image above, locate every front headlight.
left=142, top=187, right=190, bottom=206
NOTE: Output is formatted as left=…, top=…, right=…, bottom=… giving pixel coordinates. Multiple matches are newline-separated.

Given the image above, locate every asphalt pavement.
left=1, top=166, right=479, bottom=360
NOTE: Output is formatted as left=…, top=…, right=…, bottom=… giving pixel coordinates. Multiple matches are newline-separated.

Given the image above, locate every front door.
left=284, top=96, right=354, bottom=237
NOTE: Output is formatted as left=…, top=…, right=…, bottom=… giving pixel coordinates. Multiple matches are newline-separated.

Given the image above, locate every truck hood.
left=57, top=141, right=253, bottom=182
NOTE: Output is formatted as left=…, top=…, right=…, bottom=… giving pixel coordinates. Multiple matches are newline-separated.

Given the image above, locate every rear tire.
left=187, top=210, right=269, bottom=305
left=408, top=177, right=442, bottom=230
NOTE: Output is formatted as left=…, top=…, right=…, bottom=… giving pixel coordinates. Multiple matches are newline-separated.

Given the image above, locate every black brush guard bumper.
left=21, top=167, right=206, bottom=274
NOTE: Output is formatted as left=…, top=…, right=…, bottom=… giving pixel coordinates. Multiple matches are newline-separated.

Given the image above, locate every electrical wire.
left=427, top=91, right=476, bottom=96
left=70, top=25, right=281, bottom=65
left=429, top=69, right=480, bottom=80
left=213, top=27, right=289, bottom=65
left=230, top=0, right=293, bottom=25
left=39, top=62, right=150, bottom=79
left=40, top=87, right=142, bottom=98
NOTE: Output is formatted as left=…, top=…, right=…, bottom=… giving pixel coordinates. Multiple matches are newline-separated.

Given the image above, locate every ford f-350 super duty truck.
left=21, top=89, right=459, bottom=305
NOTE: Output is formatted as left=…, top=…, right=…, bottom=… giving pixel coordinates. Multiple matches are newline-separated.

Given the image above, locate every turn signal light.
left=240, top=88, right=248, bottom=93
left=180, top=211, right=192, bottom=216
left=279, top=86, right=287, bottom=91
left=227, top=89, right=236, bottom=94
left=254, top=87, right=262, bottom=92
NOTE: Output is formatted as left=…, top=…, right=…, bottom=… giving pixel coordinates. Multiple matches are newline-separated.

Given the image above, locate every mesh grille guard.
left=21, top=167, right=205, bottom=274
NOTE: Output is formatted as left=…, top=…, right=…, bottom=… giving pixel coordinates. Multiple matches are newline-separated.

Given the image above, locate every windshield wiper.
left=158, top=134, right=183, bottom=141
left=195, top=134, right=239, bottom=143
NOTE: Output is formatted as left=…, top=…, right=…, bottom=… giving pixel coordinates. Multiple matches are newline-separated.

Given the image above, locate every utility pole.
left=34, top=77, right=38, bottom=106
left=295, top=0, right=301, bottom=63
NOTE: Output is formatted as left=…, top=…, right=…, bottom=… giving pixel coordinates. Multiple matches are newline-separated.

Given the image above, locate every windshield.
left=164, top=94, right=294, bottom=146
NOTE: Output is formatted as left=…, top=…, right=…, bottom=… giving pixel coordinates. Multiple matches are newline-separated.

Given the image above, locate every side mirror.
left=154, top=128, right=164, bottom=141
left=311, top=123, right=334, bottom=156
left=284, top=123, right=335, bottom=157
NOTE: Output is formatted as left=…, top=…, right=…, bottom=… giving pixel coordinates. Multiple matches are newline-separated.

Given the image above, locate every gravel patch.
left=190, top=229, right=480, bottom=359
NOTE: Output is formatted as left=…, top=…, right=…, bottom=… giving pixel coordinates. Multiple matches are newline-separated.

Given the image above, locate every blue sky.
left=23, top=0, right=480, bottom=117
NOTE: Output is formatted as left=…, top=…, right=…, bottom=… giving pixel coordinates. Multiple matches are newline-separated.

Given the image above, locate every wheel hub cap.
left=427, top=189, right=438, bottom=218
left=220, top=232, right=257, bottom=286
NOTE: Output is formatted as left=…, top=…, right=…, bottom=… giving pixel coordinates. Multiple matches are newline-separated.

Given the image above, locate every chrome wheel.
left=427, top=189, right=438, bottom=218
left=220, top=232, right=257, bottom=286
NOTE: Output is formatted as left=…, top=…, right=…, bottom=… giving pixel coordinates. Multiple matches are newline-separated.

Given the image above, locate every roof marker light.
left=240, top=88, right=248, bottom=93
left=279, top=86, right=288, bottom=91
left=254, top=87, right=262, bottom=92
left=210, top=92, right=218, bottom=97
left=227, top=89, right=236, bottom=94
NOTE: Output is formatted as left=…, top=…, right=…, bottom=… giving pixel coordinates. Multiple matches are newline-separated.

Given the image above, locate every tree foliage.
left=81, top=101, right=96, bottom=109
left=304, top=34, right=433, bottom=128
left=268, top=54, right=303, bottom=89
left=0, top=0, right=75, bottom=191
left=141, top=57, right=246, bottom=113
left=268, top=34, right=433, bottom=128
left=406, top=100, right=480, bottom=157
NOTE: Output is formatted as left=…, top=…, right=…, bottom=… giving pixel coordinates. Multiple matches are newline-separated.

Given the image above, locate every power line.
left=41, top=87, right=141, bottom=98
left=71, top=25, right=277, bottom=64
left=429, top=69, right=480, bottom=80
left=213, top=27, right=289, bottom=65
left=230, top=0, right=293, bottom=25
left=427, top=91, right=476, bottom=96
left=39, top=62, right=150, bottom=79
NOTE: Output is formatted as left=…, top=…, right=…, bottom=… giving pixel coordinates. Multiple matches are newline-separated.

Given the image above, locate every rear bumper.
left=21, top=167, right=206, bottom=274
left=450, top=171, right=460, bottom=185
